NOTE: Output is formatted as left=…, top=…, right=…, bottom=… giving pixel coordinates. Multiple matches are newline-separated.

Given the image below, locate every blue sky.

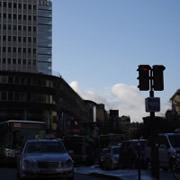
left=52, top=0, right=180, bottom=122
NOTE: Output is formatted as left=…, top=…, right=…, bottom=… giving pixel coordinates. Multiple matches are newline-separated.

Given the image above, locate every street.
left=1, top=165, right=180, bottom=180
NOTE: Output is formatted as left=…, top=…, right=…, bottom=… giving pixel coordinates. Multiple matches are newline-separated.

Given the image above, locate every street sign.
left=145, top=97, right=160, bottom=112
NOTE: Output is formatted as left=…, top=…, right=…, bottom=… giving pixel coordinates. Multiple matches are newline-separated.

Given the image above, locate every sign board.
left=145, top=97, right=160, bottom=112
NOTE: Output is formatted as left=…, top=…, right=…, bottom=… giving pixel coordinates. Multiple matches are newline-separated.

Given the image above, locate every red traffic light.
left=137, top=65, right=151, bottom=91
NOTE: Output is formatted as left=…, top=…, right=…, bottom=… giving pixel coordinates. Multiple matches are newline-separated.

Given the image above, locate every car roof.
left=26, top=139, right=62, bottom=143
left=159, top=133, right=180, bottom=136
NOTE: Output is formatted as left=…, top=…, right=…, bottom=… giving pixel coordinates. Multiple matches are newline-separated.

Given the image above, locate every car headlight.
left=66, top=159, right=73, bottom=167
left=23, top=159, right=36, bottom=168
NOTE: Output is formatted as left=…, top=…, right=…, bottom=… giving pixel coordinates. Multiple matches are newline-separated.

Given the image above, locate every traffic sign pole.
left=149, top=69, right=159, bottom=180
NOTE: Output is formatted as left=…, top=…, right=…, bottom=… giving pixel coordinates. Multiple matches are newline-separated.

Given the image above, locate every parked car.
left=98, top=147, right=109, bottom=169
left=146, top=133, right=180, bottom=171
left=103, top=146, right=120, bottom=170
left=16, top=139, right=74, bottom=180
left=119, top=139, right=148, bottom=169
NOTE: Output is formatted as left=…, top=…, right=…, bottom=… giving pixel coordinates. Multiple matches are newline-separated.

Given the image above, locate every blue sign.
left=145, top=97, right=160, bottom=112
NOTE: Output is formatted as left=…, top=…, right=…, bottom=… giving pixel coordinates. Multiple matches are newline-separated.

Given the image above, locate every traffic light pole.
left=149, top=70, right=159, bottom=180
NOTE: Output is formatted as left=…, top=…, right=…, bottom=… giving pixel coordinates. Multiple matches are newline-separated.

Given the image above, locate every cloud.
left=69, top=81, right=169, bottom=122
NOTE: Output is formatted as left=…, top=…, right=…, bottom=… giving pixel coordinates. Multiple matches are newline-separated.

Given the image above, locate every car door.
left=158, top=136, right=169, bottom=167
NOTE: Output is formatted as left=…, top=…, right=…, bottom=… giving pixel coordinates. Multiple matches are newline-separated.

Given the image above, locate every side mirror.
left=68, top=150, right=74, bottom=156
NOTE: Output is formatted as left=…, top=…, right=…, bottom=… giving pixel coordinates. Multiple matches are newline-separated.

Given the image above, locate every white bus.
left=0, top=120, right=46, bottom=164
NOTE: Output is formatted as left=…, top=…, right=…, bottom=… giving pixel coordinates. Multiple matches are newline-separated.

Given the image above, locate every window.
left=3, top=24, right=6, bottom=30
left=8, top=58, right=11, bottom=64
left=18, top=59, right=21, bottom=65
left=13, top=36, right=16, bottom=41
left=3, top=13, right=6, bottom=19
left=1, top=92, right=7, bottom=101
left=3, top=2, right=7, bottom=8
left=8, top=14, right=12, bottom=19
left=23, top=4, right=27, bottom=9
left=8, top=47, right=11, bottom=52
left=2, top=58, right=6, bottom=64
left=28, top=4, right=31, bottom=10
left=8, top=92, right=13, bottom=101
left=18, top=15, right=22, bottom=20
left=23, top=59, right=26, bottom=65
left=8, top=3, right=12, bottom=8
left=13, top=59, right=16, bottom=64
left=23, top=26, right=26, bottom=31
left=23, top=15, right=26, bottom=20
left=8, top=25, right=11, bottom=30
left=18, top=4, right=22, bottom=9
left=33, top=16, right=36, bottom=21
left=18, top=36, right=21, bottom=42
left=13, top=14, right=17, bottom=20
left=33, top=5, right=36, bottom=10
left=3, top=36, right=6, bottom=41
left=13, top=3, right=17, bottom=9
left=8, top=36, right=11, bottom=41
left=13, top=47, right=16, bottom=53
left=28, top=48, right=31, bottom=54
left=28, top=26, right=31, bottom=31
left=18, top=25, right=21, bottom=31
left=13, top=25, right=17, bottom=30
left=33, top=26, right=36, bottom=32
left=28, top=16, right=31, bottom=21
left=18, top=48, right=21, bottom=53
left=28, top=37, right=31, bottom=42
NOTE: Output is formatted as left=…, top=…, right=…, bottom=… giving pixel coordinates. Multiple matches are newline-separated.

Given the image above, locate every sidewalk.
left=74, top=165, right=180, bottom=180
left=74, top=165, right=153, bottom=180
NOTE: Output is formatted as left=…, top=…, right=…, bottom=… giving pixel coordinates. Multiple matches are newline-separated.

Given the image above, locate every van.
left=158, top=133, right=180, bottom=170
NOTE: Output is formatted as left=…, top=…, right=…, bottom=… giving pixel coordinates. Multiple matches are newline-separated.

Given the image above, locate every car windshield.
left=168, top=135, right=180, bottom=148
left=24, top=141, right=66, bottom=153
left=112, top=147, right=120, bottom=154
left=132, top=141, right=147, bottom=151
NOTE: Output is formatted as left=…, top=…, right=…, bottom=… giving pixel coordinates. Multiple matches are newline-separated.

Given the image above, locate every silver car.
left=17, top=139, right=74, bottom=180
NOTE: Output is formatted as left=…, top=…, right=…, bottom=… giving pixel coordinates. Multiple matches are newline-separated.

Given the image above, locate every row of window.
left=0, top=75, right=53, bottom=87
left=0, top=13, right=37, bottom=21
left=0, top=91, right=54, bottom=104
left=0, top=2, right=37, bottom=10
left=0, top=35, right=36, bottom=43
left=0, top=24, right=36, bottom=33
left=0, top=47, right=36, bottom=54
left=0, top=58, right=36, bottom=66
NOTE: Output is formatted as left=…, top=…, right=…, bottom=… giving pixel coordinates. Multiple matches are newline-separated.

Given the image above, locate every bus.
left=63, top=135, right=96, bottom=165
left=0, top=120, right=46, bottom=164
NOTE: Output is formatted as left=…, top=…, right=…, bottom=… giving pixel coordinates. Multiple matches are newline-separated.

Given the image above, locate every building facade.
left=0, top=0, right=52, bottom=75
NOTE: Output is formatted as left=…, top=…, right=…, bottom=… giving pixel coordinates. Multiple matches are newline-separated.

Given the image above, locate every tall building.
left=0, top=0, right=52, bottom=75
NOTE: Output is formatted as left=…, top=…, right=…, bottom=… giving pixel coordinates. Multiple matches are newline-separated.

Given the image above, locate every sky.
left=51, top=0, right=180, bottom=122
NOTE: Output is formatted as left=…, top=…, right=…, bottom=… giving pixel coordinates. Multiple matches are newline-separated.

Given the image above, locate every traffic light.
left=137, top=65, right=151, bottom=91
left=152, top=65, right=165, bottom=91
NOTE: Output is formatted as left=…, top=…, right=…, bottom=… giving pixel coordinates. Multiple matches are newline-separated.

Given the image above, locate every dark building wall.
left=0, top=71, right=89, bottom=132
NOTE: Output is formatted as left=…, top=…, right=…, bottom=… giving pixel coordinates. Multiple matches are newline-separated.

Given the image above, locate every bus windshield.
left=0, top=120, right=46, bottom=150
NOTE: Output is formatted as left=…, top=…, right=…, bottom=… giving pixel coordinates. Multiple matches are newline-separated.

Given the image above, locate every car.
left=119, top=139, right=148, bottom=169
left=16, top=139, right=74, bottom=180
left=103, top=146, right=120, bottom=170
left=145, top=133, right=180, bottom=171
left=98, top=148, right=109, bottom=169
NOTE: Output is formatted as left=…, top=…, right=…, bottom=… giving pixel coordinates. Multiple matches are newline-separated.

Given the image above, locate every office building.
left=0, top=0, right=52, bottom=75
